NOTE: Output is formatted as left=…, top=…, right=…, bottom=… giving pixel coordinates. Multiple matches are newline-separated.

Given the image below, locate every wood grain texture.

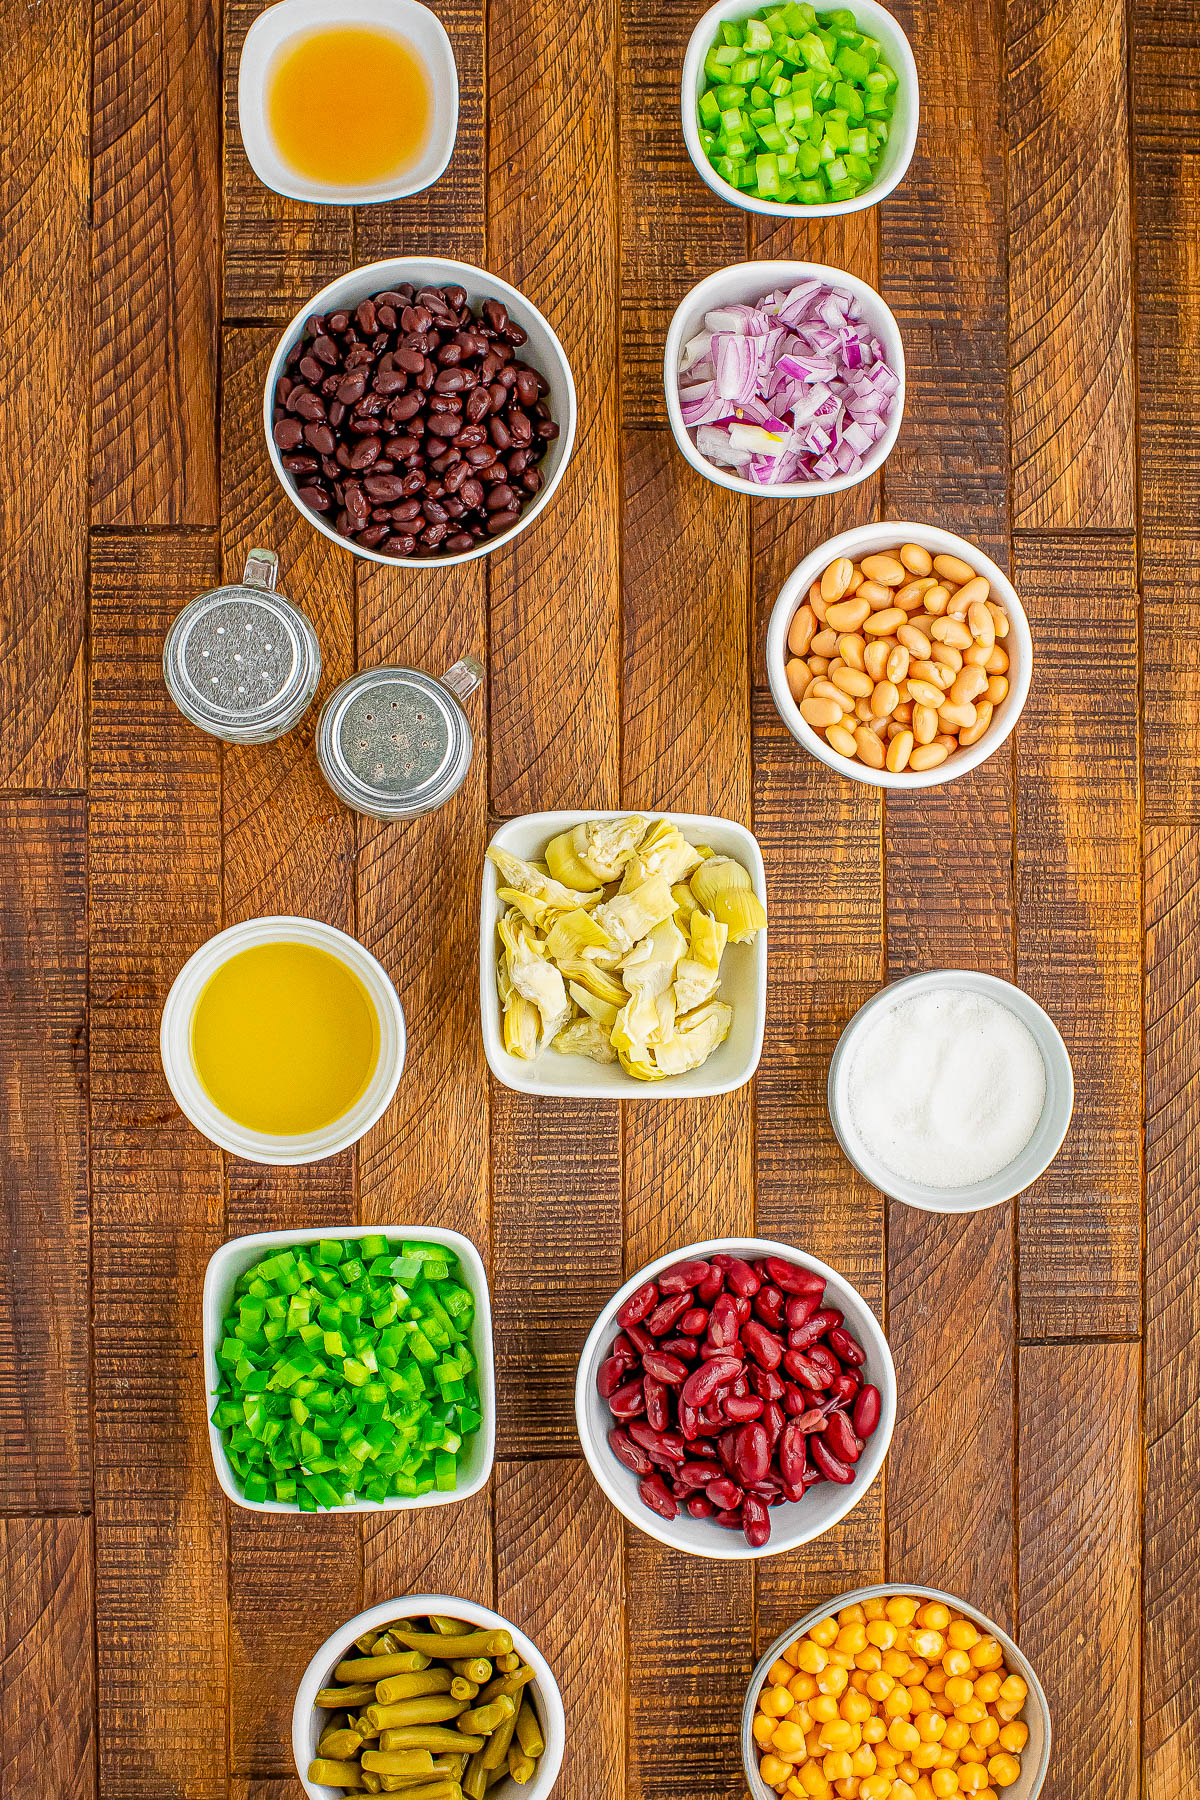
left=0, top=1516, right=95, bottom=1797
left=362, top=1487, right=493, bottom=1611
left=1014, top=533, right=1141, bottom=1337
left=90, top=533, right=227, bottom=1799
left=495, top=1459, right=625, bottom=1800
left=1019, top=1343, right=1141, bottom=1798
left=1145, top=826, right=1200, bottom=1800
left=0, top=0, right=88, bottom=785
left=1133, top=0, right=1200, bottom=820
left=1007, top=0, right=1136, bottom=529
left=0, top=797, right=90, bottom=1511
left=92, top=0, right=220, bottom=524
left=487, top=0, right=621, bottom=812
left=232, top=1783, right=302, bottom=1800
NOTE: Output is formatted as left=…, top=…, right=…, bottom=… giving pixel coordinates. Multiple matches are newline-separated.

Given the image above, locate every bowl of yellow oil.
left=161, top=918, right=406, bottom=1163
left=237, top=0, right=458, bottom=205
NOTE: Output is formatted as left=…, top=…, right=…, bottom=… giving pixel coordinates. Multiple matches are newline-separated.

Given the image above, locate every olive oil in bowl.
left=266, top=24, right=433, bottom=188
left=190, top=940, right=381, bottom=1137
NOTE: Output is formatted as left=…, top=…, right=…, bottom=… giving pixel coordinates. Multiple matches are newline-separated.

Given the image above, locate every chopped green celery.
left=864, top=66, right=889, bottom=92
left=818, top=5, right=856, bottom=23
left=864, top=92, right=890, bottom=116
left=435, top=1453, right=458, bottom=1492
left=714, top=81, right=748, bottom=104
left=316, top=1239, right=345, bottom=1265
left=848, top=125, right=869, bottom=154
left=798, top=30, right=835, bottom=74
left=825, top=155, right=848, bottom=182
left=835, top=44, right=871, bottom=80
left=730, top=55, right=761, bottom=82
left=749, top=106, right=773, bottom=126
left=699, top=88, right=724, bottom=124
left=755, top=153, right=780, bottom=194
left=835, top=80, right=865, bottom=119
left=774, top=95, right=795, bottom=124
left=871, top=118, right=889, bottom=143
left=818, top=133, right=836, bottom=162
left=827, top=177, right=859, bottom=199
left=796, top=140, right=822, bottom=176
left=825, top=115, right=850, bottom=149
left=750, top=81, right=772, bottom=104
left=745, top=15, right=773, bottom=48
left=777, top=150, right=798, bottom=174
left=844, top=151, right=872, bottom=181
left=759, top=121, right=787, bottom=150
left=720, top=19, right=742, bottom=44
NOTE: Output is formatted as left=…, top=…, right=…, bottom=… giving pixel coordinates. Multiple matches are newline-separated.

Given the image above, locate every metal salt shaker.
left=315, top=657, right=485, bottom=821
left=163, top=548, right=321, bottom=743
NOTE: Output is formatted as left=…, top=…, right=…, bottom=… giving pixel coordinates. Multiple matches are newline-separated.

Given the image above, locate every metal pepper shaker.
left=315, top=656, right=485, bottom=821
left=163, top=548, right=321, bottom=743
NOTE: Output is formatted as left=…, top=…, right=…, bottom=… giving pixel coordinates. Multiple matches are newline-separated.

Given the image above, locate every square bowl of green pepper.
left=203, top=1225, right=495, bottom=1512
left=682, top=0, right=919, bottom=218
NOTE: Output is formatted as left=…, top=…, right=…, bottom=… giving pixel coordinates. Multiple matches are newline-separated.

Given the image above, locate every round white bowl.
left=160, top=915, right=405, bottom=1164
left=575, top=1236, right=895, bottom=1560
left=767, top=520, right=1033, bottom=787
left=237, top=0, right=459, bottom=205
left=663, top=261, right=905, bottom=499
left=265, top=257, right=578, bottom=569
left=827, top=969, right=1074, bottom=1212
left=203, top=1224, right=495, bottom=1512
left=742, top=1583, right=1052, bottom=1800
left=682, top=0, right=919, bottom=219
left=293, top=1594, right=566, bottom=1800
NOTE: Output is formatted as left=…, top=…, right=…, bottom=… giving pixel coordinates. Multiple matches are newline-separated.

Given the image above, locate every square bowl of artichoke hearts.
left=480, top=811, right=768, bottom=1098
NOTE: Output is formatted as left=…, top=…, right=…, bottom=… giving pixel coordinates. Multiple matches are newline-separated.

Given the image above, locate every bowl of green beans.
left=293, top=1597, right=566, bottom=1800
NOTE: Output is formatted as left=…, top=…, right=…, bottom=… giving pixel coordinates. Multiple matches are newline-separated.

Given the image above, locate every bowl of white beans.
left=766, top=522, right=1032, bottom=788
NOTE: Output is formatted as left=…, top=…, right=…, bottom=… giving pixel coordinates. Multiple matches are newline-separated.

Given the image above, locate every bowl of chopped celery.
left=203, top=1225, right=495, bottom=1513
left=479, top=811, right=768, bottom=1099
left=682, top=0, right=918, bottom=217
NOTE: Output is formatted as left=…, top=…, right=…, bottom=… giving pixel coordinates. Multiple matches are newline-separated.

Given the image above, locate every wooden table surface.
left=2, top=0, right=1197, bottom=1793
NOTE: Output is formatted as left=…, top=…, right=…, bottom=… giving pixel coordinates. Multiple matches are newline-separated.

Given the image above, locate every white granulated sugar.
left=845, top=987, right=1047, bottom=1190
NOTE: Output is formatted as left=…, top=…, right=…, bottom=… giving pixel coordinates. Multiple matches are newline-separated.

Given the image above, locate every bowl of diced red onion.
left=663, top=260, right=904, bottom=496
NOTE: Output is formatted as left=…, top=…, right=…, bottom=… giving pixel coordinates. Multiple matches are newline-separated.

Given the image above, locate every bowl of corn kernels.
left=766, top=523, right=1032, bottom=788
left=742, top=1585, right=1051, bottom=1800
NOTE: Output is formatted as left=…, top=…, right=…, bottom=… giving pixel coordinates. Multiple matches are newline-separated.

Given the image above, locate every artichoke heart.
left=546, top=907, right=613, bottom=961
left=574, top=815, right=648, bottom=882
left=673, top=958, right=721, bottom=1014
left=503, top=991, right=541, bottom=1059
left=688, top=856, right=767, bottom=944
left=620, top=819, right=703, bottom=890
left=690, top=908, right=728, bottom=971
left=498, top=913, right=570, bottom=1045
left=654, top=1000, right=734, bottom=1075
left=594, top=872, right=676, bottom=956
left=618, top=1048, right=669, bottom=1082
left=496, top=886, right=558, bottom=931
left=671, top=881, right=700, bottom=924
left=488, top=845, right=601, bottom=914
left=553, top=1019, right=618, bottom=1064
left=568, top=981, right=619, bottom=1028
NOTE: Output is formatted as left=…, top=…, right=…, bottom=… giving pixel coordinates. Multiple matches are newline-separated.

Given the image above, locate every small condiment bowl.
left=293, top=1593, right=565, bottom=1800
left=575, top=1236, right=895, bottom=1561
left=663, top=261, right=905, bottom=499
left=767, top=520, right=1033, bottom=787
left=160, top=915, right=405, bottom=1165
left=265, top=256, right=577, bottom=568
left=203, top=1224, right=495, bottom=1514
left=480, top=810, right=768, bottom=1099
left=742, top=1583, right=1051, bottom=1800
left=827, top=970, right=1074, bottom=1212
left=237, top=0, right=459, bottom=205
left=681, top=0, right=919, bottom=220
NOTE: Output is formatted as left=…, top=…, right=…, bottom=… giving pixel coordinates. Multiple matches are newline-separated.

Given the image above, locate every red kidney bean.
left=705, top=1475, right=743, bottom=1511
left=811, top=1434, right=856, bottom=1484
left=782, top=1382, right=812, bottom=1416
left=638, top=1474, right=678, bottom=1521
left=852, top=1385, right=881, bottom=1437
left=731, top=1295, right=752, bottom=1323
left=687, top=1496, right=716, bottom=1520
left=753, top=1285, right=785, bottom=1329
left=742, top=1494, right=771, bottom=1547
left=679, top=1308, right=709, bottom=1336
left=696, top=1267, right=724, bottom=1303
left=782, top=1349, right=826, bottom=1389
left=717, top=1430, right=740, bottom=1476
left=659, top=1258, right=710, bottom=1295
left=785, top=1293, right=821, bottom=1330
left=641, top=1349, right=688, bottom=1387
left=677, top=1398, right=701, bottom=1441
left=777, top=1420, right=809, bottom=1489
left=723, top=1393, right=764, bottom=1422
left=721, top=1256, right=761, bottom=1297
left=643, top=1375, right=669, bottom=1433
left=706, top=1294, right=741, bottom=1350
left=742, top=1318, right=784, bottom=1371
left=806, top=1343, right=841, bottom=1385
left=617, top=1282, right=658, bottom=1329
left=645, top=1291, right=695, bottom=1337
left=714, top=1507, right=743, bottom=1529
left=828, top=1327, right=866, bottom=1367
left=681, top=1356, right=742, bottom=1408
left=749, top=1365, right=786, bottom=1402
left=628, top=1422, right=686, bottom=1463
left=822, top=1409, right=861, bottom=1464
left=761, top=1399, right=785, bottom=1447
left=696, top=1401, right=725, bottom=1430
left=828, top=1373, right=860, bottom=1407
left=788, top=1309, right=844, bottom=1351
left=677, top=1460, right=718, bottom=1492
left=734, top=1421, right=771, bottom=1486
left=624, top=1322, right=654, bottom=1356
left=597, top=1356, right=629, bottom=1398
left=607, top=1378, right=645, bottom=1420
left=762, top=1256, right=826, bottom=1297
left=658, top=1336, right=699, bottom=1362
left=608, top=1428, right=653, bottom=1476
left=699, top=1341, right=744, bottom=1363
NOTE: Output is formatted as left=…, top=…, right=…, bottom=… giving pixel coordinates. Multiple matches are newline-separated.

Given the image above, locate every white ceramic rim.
left=264, top=257, right=579, bottom=568
left=292, top=1593, right=566, bottom=1800
left=741, top=1583, right=1052, bottom=1800
left=681, top=0, right=920, bottom=219
left=160, top=915, right=406, bottom=1164
left=663, top=261, right=906, bottom=498
left=826, top=970, right=1075, bottom=1212
left=766, top=520, right=1033, bottom=787
left=203, top=1224, right=496, bottom=1513
left=237, top=0, right=459, bottom=204
left=479, top=811, right=769, bottom=1099
left=574, top=1236, right=896, bottom=1560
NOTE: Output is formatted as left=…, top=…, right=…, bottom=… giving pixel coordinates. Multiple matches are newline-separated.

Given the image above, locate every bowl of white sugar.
left=827, top=970, right=1074, bottom=1212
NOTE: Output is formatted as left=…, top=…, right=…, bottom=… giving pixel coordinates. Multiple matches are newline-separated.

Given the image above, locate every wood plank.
left=495, top=1459, right=625, bottom=1800
left=1133, top=0, right=1200, bottom=821
left=0, top=0, right=87, bottom=785
left=363, top=1488, right=493, bottom=1612
left=1014, top=533, right=1141, bottom=1337
left=1019, top=1343, right=1141, bottom=1798
left=223, top=0, right=351, bottom=322
left=1007, top=0, right=1136, bottom=529
left=90, top=532, right=228, bottom=1799
left=232, top=1783, right=302, bottom=1800
left=92, top=0, right=220, bottom=524
left=0, top=1516, right=95, bottom=1796
left=1145, top=825, right=1200, bottom=1800
left=487, top=0, right=621, bottom=812
left=0, top=796, right=90, bottom=1511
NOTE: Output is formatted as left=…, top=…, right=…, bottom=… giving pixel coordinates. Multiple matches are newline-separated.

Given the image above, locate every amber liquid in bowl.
left=266, top=25, right=433, bottom=187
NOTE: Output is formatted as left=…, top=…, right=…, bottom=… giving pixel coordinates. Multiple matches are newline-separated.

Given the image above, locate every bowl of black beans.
left=264, top=257, right=578, bottom=566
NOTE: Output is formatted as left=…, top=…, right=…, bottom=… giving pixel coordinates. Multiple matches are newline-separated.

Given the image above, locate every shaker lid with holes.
left=316, top=657, right=484, bottom=820
left=163, top=548, right=321, bottom=744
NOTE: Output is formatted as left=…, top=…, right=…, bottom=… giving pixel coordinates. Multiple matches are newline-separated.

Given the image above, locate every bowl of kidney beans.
left=575, top=1237, right=895, bottom=1559
left=264, top=257, right=578, bottom=567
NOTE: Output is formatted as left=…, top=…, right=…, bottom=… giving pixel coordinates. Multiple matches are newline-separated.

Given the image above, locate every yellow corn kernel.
left=819, top=1666, right=850, bottom=1698
left=856, top=1651, right=883, bottom=1674
left=892, top=1786, right=917, bottom=1800
left=956, top=1770, right=989, bottom=1795
left=791, top=1672, right=819, bottom=1701
left=888, top=1721, right=920, bottom=1755
left=883, top=1652, right=913, bottom=1680
left=924, top=1669, right=948, bottom=1695
left=859, top=1778, right=893, bottom=1800
left=863, top=1599, right=887, bottom=1622
left=915, top=1604, right=950, bottom=1632
left=787, top=1781, right=807, bottom=1799
left=910, top=1632, right=944, bottom=1661
left=941, top=1650, right=972, bottom=1679
left=833, top=1783, right=859, bottom=1800
left=897, top=1762, right=919, bottom=1783
left=820, top=1721, right=858, bottom=1753
left=930, top=1773, right=959, bottom=1797
left=798, top=1760, right=833, bottom=1798
left=851, top=1746, right=878, bottom=1776
left=993, top=1703, right=1022, bottom=1725
left=760, top=1754, right=792, bottom=1787
left=997, top=1676, right=1027, bottom=1707
left=912, top=1744, right=942, bottom=1771
left=874, top=1740, right=901, bottom=1769
left=756, top=1712, right=779, bottom=1746
left=837, top=1627, right=869, bottom=1657
left=772, top=1722, right=810, bottom=1760
left=957, top=1742, right=985, bottom=1765
left=867, top=1621, right=898, bottom=1650
left=941, top=1720, right=969, bottom=1752
left=811, top=1618, right=840, bottom=1649
left=824, top=1752, right=855, bottom=1782
left=784, top=1641, right=806, bottom=1668
left=812, top=1697, right=841, bottom=1724
left=972, top=1672, right=1001, bottom=1704
left=862, top=1717, right=887, bottom=1744
left=798, top=1642, right=831, bottom=1674
left=913, top=1783, right=936, bottom=1800
left=809, top=1728, right=828, bottom=1757
left=986, top=1754, right=1020, bottom=1789
left=765, top=1685, right=799, bottom=1716
left=947, top=1621, right=980, bottom=1652
left=907, top=1688, right=933, bottom=1716
left=906, top=1661, right=930, bottom=1685
left=867, top=1673, right=896, bottom=1703
left=997, top=1722, right=1027, bottom=1754
left=830, top=1651, right=857, bottom=1672
left=842, top=1690, right=873, bottom=1724
left=839, top=1606, right=868, bottom=1626
left=772, top=1657, right=798, bottom=1686
left=915, top=1711, right=946, bottom=1743
left=850, top=1671, right=873, bottom=1692
left=787, top=1704, right=814, bottom=1730
left=886, top=1598, right=919, bottom=1627
left=969, top=1638, right=1003, bottom=1671
left=944, top=1678, right=974, bottom=1709
left=970, top=1718, right=999, bottom=1749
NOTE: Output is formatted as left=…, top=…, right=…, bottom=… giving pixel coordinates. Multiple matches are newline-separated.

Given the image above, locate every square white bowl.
left=479, top=811, right=768, bottom=1099
left=203, top=1224, right=495, bottom=1513
left=237, top=0, right=459, bottom=205
left=681, top=0, right=919, bottom=220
